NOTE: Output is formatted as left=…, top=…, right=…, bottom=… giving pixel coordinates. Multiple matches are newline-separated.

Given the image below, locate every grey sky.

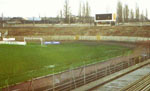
left=0, top=0, right=149, bottom=18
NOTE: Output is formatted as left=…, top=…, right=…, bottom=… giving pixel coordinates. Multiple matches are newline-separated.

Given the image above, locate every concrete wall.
left=44, top=35, right=150, bottom=42
left=14, top=35, right=150, bottom=42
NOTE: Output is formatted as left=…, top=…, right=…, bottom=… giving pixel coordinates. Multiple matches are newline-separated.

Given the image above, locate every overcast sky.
left=0, top=0, right=149, bottom=18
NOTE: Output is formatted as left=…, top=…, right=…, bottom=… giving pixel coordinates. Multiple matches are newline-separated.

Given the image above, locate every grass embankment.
left=0, top=42, right=132, bottom=88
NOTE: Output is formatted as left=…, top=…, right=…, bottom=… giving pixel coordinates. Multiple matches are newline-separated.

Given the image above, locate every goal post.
left=24, top=37, right=44, bottom=45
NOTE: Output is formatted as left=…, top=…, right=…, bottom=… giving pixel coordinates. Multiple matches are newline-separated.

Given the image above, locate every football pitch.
left=0, top=42, right=132, bottom=87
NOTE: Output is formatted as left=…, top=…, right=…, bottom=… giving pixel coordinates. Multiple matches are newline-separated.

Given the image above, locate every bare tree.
left=130, top=9, right=134, bottom=22
left=78, top=2, right=82, bottom=18
left=124, top=4, right=129, bottom=22
left=85, top=1, right=91, bottom=23
left=85, top=1, right=90, bottom=17
left=135, top=4, right=140, bottom=22
left=60, top=10, right=63, bottom=23
left=81, top=1, right=91, bottom=23
left=117, top=1, right=123, bottom=23
left=78, top=2, right=82, bottom=23
left=82, top=3, right=86, bottom=17
left=140, top=10, right=144, bottom=23
left=82, top=3, right=86, bottom=23
left=146, top=9, right=148, bottom=21
left=123, top=6, right=126, bottom=23
left=63, top=0, right=70, bottom=23
left=60, top=10, right=63, bottom=19
left=33, top=17, right=35, bottom=26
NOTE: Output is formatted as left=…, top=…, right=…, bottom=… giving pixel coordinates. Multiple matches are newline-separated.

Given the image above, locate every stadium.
left=1, top=0, right=150, bottom=90
left=1, top=25, right=150, bottom=90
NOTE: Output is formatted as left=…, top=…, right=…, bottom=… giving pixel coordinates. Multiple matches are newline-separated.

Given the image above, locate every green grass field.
left=0, top=42, right=132, bottom=88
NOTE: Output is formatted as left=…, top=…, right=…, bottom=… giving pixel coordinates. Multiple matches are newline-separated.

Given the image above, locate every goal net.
left=24, top=37, right=44, bottom=45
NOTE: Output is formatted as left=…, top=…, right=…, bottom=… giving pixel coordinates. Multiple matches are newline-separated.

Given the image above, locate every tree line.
left=57, top=0, right=92, bottom=24
left=1, top=0, right=149, bottom=25
left=59, top=0, right=149, bottom=24
left=117, top=1, right=149, bottom=23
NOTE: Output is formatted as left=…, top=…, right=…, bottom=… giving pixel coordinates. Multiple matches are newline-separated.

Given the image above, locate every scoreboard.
left=96, top=14, right=112, bottom=20
left=95, top=13, right=116, bottom=22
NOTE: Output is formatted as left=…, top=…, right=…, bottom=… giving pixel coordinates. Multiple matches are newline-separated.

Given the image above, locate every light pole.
left=49, top=65, right=55, bottom=91
left=83, top=61, right=86, bottom=85
left=70, top=64, right=76, bottom=89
